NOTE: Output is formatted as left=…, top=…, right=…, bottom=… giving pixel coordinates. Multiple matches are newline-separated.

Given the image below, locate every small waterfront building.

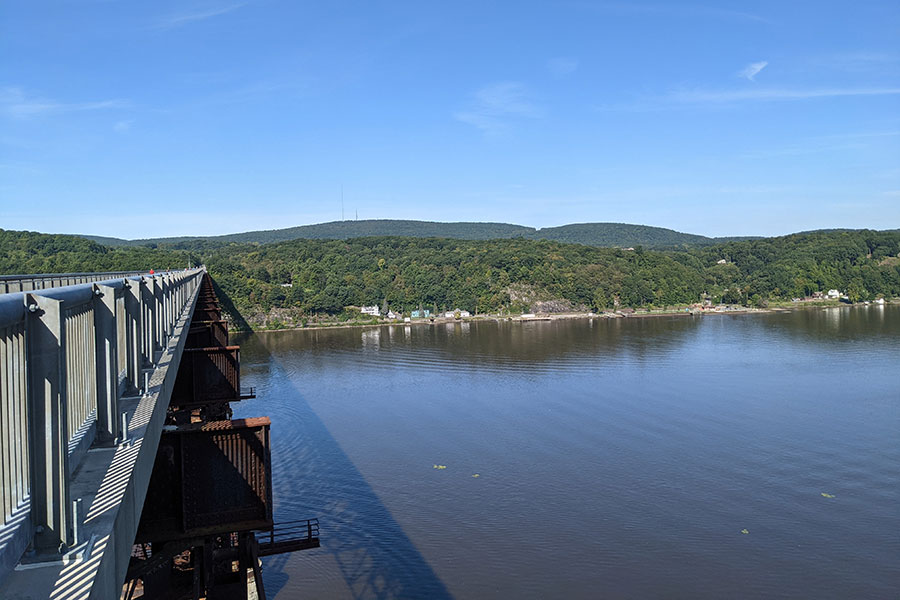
left=387, top=310, right=402, bottom=319
left=411, top=310, right=431, bottom=318
left=458, top=310, right=471, bottom=318
left=826, top=289, right=841, bottom=300
left=360, top=305, right=380, bottom=316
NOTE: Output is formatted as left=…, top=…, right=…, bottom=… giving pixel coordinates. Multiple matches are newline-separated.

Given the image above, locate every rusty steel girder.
left=193, top=305, right=222, bottom=321
left=136, top=418, right=273, bottom=543
left=187, top=319, right=229, bottom=348
left=172, top=345, right=247, bottom=408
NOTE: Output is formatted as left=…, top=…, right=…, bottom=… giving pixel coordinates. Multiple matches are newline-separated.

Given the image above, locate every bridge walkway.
left=0, top=268, right=205, bottom=599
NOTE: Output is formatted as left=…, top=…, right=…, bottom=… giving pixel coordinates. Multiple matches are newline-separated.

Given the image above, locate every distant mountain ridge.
left=78, top=219, right=759, bottom=249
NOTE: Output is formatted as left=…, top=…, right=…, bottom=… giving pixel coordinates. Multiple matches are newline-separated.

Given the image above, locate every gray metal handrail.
left=0, top=267, right=205, bottom=572
left=0, top=271, right=156, bottom=295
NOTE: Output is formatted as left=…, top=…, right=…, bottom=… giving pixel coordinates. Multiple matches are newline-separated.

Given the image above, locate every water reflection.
left=231, top=306, right=900, bottom=599
left=752, top=305, right=900, bottom=344
left=243, top=315, right=708, bottom=375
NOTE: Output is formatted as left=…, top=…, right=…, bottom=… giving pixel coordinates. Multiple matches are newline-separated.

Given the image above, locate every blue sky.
left=1, top=1, right=898, bottom=238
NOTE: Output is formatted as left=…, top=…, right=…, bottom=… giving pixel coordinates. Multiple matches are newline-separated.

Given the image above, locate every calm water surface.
left=232, top=306, right=900, bottom=599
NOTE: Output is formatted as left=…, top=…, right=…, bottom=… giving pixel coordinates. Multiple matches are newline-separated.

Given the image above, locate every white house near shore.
left=826, top=289, right=841, bottom=300
left=360, top=305, right=380, bottom=316
left=444, top=309, right=471, bottom=318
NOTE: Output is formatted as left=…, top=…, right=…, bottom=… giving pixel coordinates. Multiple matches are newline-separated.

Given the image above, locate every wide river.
left=232, top=305, right=899, bottom=599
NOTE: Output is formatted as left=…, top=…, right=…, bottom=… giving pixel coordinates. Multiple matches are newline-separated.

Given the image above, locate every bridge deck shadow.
left=235, top=352, right=453, bottom=600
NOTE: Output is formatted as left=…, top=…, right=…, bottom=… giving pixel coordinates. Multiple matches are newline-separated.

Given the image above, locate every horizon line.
left=20, top=219, right=898, bottom=245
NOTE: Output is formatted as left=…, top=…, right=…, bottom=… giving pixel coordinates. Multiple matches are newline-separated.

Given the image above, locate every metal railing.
left=0, top=271, right=153, bottom=295
left=0, top=268, right=205, bottom=563
left=256, top=518, right=320, bottom=557
left=0, top=319, right=28, bottom=538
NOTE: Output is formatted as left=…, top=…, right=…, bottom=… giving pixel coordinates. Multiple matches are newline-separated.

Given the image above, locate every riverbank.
left=238, top=300, right=896, bottom=334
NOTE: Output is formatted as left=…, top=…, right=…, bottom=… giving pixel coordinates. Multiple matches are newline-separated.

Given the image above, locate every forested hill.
left=78, top=220, right=749, bottom=249
left=0, top=229, right=191, bottom=274
left=3, top=228, right=899, bottom=330
left=81, top=220, right=534, bottom=247
left=529, top=223, right=727, bottom=247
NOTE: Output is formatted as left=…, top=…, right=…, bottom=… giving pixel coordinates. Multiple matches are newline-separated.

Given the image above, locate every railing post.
left=160, top=276, right=168, bottom=340
left=158, top=276, right=166, bottom=347
left=140, top=276, right=154, bottom=367
left=93, top=284, right=118, bottom=443
left=164, top=275, right=173, bottom=337
left=173, top=274, right=179, bottom=329
left=153, top=276, right=164, bottom=354
left=170, top=275, right=176, bottom=330
left=124, top=279, right=142, bottom=394
left=25, top=294, right=72, bottom=553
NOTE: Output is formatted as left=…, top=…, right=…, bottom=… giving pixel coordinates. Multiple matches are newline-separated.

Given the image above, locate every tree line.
left=2, top=228, right=898, bottom=326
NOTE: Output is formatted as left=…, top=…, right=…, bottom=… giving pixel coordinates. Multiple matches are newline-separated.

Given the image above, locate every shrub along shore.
left=247, top=300, right=885, bottom=333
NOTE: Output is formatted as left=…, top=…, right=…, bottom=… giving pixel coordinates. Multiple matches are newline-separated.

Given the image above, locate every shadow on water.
left=235, top=336, right=453, bottom=600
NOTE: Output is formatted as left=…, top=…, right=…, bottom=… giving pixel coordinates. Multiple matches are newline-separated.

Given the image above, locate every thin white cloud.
left=738, top=61, right=768, bottom=81
left=0, top=162, right=41, bottom=175
left=0, top=87, right=129, bottom=119
left=114, top=120, right=133, bottom=133
left=821, top=51, right=900, bottom=73
left=454, top=82, right=542, bottom=135
left=157, top=3, right=244, bottom=30
left=740, top=142, right=869, bottom=159
left=669, top=86, right=900, bottom=104
left=585, top=3, right=768, bottom=24
left=214, top=79, right=300, bottom=103
left=547, top=57, right=579, bottom=76
left=595, top=86, right=900, bottom=112
left=815, top=130, right=900, bottom=140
